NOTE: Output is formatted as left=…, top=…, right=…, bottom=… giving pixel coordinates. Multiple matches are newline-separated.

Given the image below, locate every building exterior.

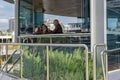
left=5, top=0, right=120, bottom=49
left=0, top=36, right=12, bottom=43
left=6, top=0, right=91, bottom=43
left=9, top=18, right=15, bottom=32
left=0, top=32, right=15, bottom=43
left=3, top=0, right=120, bottom=80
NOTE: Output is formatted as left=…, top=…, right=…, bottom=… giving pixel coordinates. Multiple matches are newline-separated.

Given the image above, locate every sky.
left=0, top=0, right=14, bottom=30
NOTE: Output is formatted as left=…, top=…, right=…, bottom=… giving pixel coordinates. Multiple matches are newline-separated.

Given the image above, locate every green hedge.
left=23, top=47, right=93, bottom=80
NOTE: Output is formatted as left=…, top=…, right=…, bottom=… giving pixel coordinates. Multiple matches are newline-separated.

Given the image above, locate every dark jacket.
left=52, top=24, right=63, bottom=33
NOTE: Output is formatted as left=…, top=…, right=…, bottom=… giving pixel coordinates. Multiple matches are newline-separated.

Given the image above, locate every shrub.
left=23, top=47, right=93, bottom=80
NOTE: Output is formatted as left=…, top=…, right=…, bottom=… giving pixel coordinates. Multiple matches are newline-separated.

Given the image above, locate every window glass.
left=19, top=0, right=90, bottom=35
left=107, top=0, right=120, bottom=49
left=19, top=0, right=34, bottom=34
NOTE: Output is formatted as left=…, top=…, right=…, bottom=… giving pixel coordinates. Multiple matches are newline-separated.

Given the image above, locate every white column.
left=14, top=0, right=19, bottom=42
left=91, top=0, right=107, bottom=51
left=91, top=0, right=107, bottom=80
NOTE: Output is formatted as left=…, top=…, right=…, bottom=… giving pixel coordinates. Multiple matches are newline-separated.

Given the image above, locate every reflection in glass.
left=19, top=0, right=34, bottom=34
left=107, top=0, right=120, bottom=78
left=18, top=0, right=90, bottom=35
left=107, top=0, right=120, bottom=50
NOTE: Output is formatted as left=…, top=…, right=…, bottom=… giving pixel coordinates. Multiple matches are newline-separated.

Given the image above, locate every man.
left=52, top=19, right=63, bottom=33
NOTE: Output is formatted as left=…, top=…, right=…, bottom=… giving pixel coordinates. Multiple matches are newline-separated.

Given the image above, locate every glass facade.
left=107, top=0, right=120, bottom=73
left=107, top=0, right=120, bottom=50
left=4, top=0, right=120, bottom=80
left=18, top=0, right=90, bottom=35
left=19, top=0, right=44, bottom=35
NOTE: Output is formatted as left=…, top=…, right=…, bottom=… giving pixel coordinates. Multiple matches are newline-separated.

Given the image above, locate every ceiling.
left=4, top=0, right=89, bottom=17
left=42, top=0, right=83, bottom=17
left=33, top=0, right=86, bottom=17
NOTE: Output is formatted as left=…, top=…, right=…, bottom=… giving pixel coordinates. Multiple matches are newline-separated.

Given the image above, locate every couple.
left=34, top=19, right=63, bottom=34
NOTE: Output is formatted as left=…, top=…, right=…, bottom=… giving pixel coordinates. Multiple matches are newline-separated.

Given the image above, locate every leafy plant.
left=22, top=47, right=93, bottom=80
left=23, top=46, right=46, bottom=80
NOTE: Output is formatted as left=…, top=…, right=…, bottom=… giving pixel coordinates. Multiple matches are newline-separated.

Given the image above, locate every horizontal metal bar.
left=107, top=48, right=120, bottom=52
left=0, top=43, right=88, bottom=47
left=18, top=33, right=90, bottom=38
left=116, top=42, right=120, bottom=44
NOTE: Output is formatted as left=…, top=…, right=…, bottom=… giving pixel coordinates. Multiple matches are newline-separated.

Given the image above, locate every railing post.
left=93, top=44, right=107, bottom=80
left=85, top=45, right=89, bottom=80
left=20, top=46, right=23, bottom=78
left=93, top=45, right=97, bottom=80
left=50, top=37, right=52, bottom=44
left=5, top=44, right=8, bottom=72
left=0, top=45, right=1, bottom=67
left=105, top=51, right=108, bottom=80
left=46, top=46, right=49, bottom=80
left=101, top=50, right=109, bottom=80
left=101, top=51, right=106, bottom=80
left=19, top=37, right=21, bottom=43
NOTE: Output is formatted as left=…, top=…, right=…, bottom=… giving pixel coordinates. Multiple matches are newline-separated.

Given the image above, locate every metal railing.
left=101, top=48, right=120, bottom=80
left=0, top=48, right=23, bottom=77
left=18, top=33, right=90, bottom=38
left=18, top=33, right=91, bottom=46
left=0, top=43, right=89, bottom=80
left=2, top=43, right=120, bottom=80
left=93, top=44, right=107, bottom=80
left=101, top=50, right=108, bottom=80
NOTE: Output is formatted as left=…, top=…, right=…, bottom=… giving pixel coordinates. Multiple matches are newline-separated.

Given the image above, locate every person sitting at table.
left=52, top=19, right=63, bottom=34
left=41, top=24, right=52, bottom=34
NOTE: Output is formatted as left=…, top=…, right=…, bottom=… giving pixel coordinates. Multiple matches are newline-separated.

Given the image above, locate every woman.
left=41, top=24, right=51, bottom=34
left=52, top=19, right=63, bottom=34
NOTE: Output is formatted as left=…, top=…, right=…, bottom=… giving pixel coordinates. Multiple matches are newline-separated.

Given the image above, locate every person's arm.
left=52, top=26, right=58, bottom=33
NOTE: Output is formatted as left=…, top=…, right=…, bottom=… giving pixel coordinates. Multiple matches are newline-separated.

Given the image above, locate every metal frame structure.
left=5, top=0, right=107, bottom=51
left=93, top=44, right=107, bottom=80
left=101, top=48, right=120, bottom=80
left=0, top=43, right=89, bottom=80
left=18, top=33, right=90, bottom=44
left=3, top=0, right=113, bottom=80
